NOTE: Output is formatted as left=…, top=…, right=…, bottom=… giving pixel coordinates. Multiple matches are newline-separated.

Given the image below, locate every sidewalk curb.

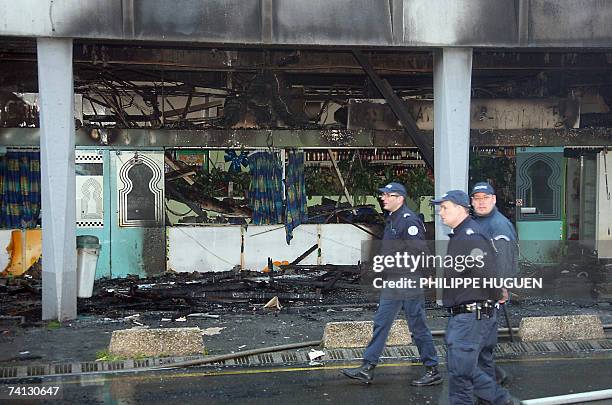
left=1, top=338, right=611, bottom=381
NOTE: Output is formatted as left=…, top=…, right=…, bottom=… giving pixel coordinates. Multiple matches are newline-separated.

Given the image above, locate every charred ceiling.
left=2, top=38, right=612, bottom=130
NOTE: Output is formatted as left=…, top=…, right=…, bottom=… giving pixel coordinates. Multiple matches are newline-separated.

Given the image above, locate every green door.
left=515, top=147, right=565, bottom=263
left=109, top=150, right=166, bottom=278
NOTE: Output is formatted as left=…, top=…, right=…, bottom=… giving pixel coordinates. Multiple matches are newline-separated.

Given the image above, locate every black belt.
left=448, top=301, right=497, bottom=319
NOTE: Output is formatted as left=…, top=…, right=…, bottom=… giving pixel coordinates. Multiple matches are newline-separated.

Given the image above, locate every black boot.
left=340, top=362, right=376, bottom=384
left=502, top=396, right=521, bottom=405
left=496, top=365, right=511, bottom=386
left=411, top=365, right=443, bottom=386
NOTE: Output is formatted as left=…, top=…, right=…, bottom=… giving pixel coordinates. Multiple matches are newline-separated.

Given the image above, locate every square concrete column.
left=433, top=48, right=473, bottom=302
left=37, top=38, right=77, bottom=321
left=433, top=48, right=473, bottom=239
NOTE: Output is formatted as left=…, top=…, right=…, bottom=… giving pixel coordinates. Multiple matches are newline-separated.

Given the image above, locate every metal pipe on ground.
left=434, top=323, right=611, bottom=337
left=151, top=340, right=323, bottom=370
left=521, top=389, right=612, bottom=405
left=427, top=327, right=519, bottom=337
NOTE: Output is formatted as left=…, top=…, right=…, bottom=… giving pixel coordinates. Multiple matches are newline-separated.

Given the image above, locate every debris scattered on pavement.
left=202, top=327, right=226, bottom=336
left=308, top=349, right=326, bottom=366
left=1, top=260, right=609, bottom=331
left=307, top=349, right=325, bottom=361
left=264, top=296, right=282, bottom=310
left=187, top=313, right=220, bottom=319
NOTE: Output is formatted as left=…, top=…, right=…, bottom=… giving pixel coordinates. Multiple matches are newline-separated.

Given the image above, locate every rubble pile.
left=77, top=266, right=366, bottom=318
left=1, top=258, right=609, bottom=324
left=0, top=266, right=42, bottom=322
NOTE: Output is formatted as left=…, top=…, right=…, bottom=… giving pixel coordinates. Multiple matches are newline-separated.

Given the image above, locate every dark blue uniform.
left=363, top=204, right=438, bottom=368
left=473, top=206, right=518, bottom=384
left=474, top=206, right=517, bottom=278
left=444, top=216, right=511, bottom=405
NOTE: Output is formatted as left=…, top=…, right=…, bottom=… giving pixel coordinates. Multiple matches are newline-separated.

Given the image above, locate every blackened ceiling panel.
left=529, top=0, right=612, bottom=47
left=272, top=0, right=394, bottom=46
left=133, top=0, right=262, bottom=43
left=0, top=0, right=124, bottom=38
left=2, top=0, right=612, bottom=48
left=403, top=0, right=518, bottom=46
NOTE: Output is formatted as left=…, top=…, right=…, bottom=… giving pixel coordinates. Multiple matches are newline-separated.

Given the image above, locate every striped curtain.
left=0, top=151, right=41, bottom=228
left=285, top=150, right=308, bottom=244
left=248, top=151, right=284, bottom=225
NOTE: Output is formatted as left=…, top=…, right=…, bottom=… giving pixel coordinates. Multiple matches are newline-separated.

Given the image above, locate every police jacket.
left=382, top=204, right=427, bottom=242
left=379, top=204, right=429, bottom=299
left=442, top=216, right=502, bottom=307
left=473, top=207, right=518, bottom=278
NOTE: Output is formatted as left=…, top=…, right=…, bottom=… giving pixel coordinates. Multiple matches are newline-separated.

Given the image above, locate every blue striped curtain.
left=248, top=151, right=284, bottom=225
left=285, top=150, right=308, bottom=244
left=0, top=151, right=41, bottom=228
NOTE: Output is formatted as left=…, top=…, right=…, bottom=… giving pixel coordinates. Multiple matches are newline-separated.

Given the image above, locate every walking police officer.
left=340, top=182, right=441, bottom=386
left=471, top=182, right=518, bottom=390
left=432, top=190, right=519, bottom=405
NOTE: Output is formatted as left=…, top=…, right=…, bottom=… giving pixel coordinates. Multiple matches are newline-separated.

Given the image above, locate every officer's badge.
left=465, top=228, right=475, bottom=235
left=408, top=225, right=419, bottom=236
left=469, top=248, right=485, bottom=258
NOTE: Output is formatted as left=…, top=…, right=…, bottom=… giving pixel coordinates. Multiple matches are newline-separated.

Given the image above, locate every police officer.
left=471, top=182, right=518, bottom=389
left=340, top=182, right=441, bottom=386
left=432, top=190, right=519, bottom=405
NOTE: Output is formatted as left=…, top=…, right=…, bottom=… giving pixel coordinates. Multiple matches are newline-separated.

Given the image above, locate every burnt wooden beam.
left=288, top=244, right=319, bottom=266
left=470, top=128, right=612, bottom=147
left=194, top=291, right=322, bottom=301
left=165, top=100, right=224, bottom=118
left=322, top=266, right=346, bottom=291
left=164, top=182, right=207, bottom=218
left=69, top=47, right=612, bottom=74
left=164, top=154, right=195, bottom=185
left=352, top=49, right=434, bottom=169
left=165, top=181, right=252, bottom=217
left=83, top=100, right=223, bottom=123
left=2, top=127, right=612, bottom=148
left=166, top=167, right=197, bottom=182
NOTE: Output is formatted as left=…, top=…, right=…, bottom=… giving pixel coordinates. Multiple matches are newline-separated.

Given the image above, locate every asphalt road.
left=3, top=354, right=611, bottom=404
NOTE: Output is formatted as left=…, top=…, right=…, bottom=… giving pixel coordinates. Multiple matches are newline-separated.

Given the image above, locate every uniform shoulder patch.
left=465, top=228, right=475, bottom=235
left=469, top=247, right=485, bottom=258
left=403, top=213, right=411, bottom=218
left=408, top=225, right=419, bottom=236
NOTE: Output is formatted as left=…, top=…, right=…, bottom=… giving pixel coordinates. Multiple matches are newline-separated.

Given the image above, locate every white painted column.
left=433, top=48, right=473, bottom=239
left=37, top=38, right=77, bottom=321
left=433, top=48, right=473, bottom=303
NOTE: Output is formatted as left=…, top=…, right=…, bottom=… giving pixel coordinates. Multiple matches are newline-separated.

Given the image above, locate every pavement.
left=1, top=355, right=610, bottom=404
left=1, top=295, right=611, bottom=404
left=1, top=297, right=611, bottom=366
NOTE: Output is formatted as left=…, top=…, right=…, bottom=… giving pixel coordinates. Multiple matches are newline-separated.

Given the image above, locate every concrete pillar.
left=37, top=38, right=77, bottom=321
left=433, top=48, right=473, bottom=303
left=433, top=48, right=473, bottom=239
